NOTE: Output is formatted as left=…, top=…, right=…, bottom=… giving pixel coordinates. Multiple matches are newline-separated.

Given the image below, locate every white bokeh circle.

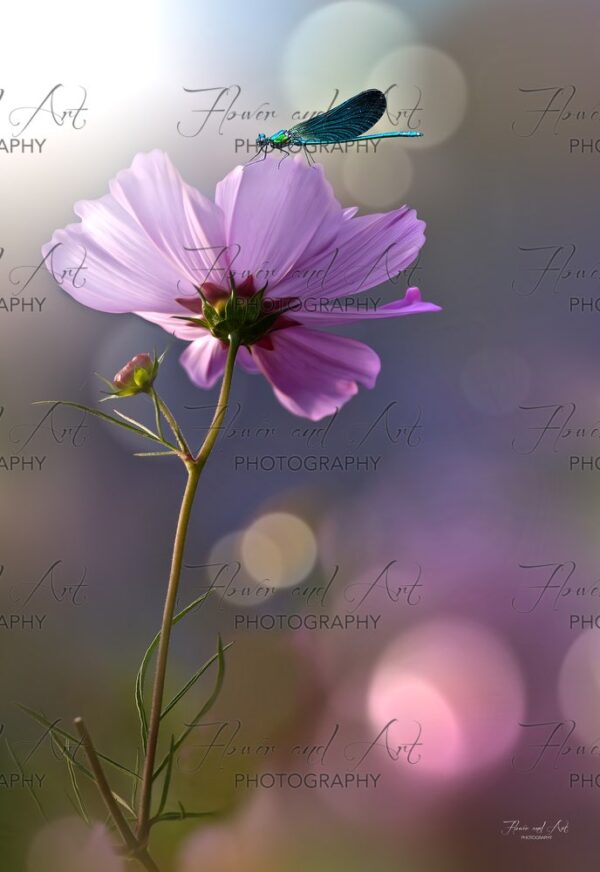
left=283, top=2, right=414, bottom=108
left=369, top=45, right=468, bottom=147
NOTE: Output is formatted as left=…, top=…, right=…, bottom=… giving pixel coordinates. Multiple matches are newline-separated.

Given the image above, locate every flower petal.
left=272, top=206, right=425, bottom=302
left=250, top=326, right=380, bottom=420
left=179, top=334, right=227, bottom=388
left=290, top=286, right=441, bottom=325
left=214, top=156, right=343, bottom=285
left=42, top=151, right=225, bottom=314
left=137, top=309, right=206, bottom=341
left=237, top=345, right=260, bottom=373
left=109, top=151, right=225, bottom=287
left=42, top=215, right=188, bottom=314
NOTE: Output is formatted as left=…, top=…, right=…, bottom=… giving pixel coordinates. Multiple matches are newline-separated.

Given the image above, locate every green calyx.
left=117, top=364, right=157, bottom=396
left=98, top=351, right=165, bottom=400
left=181, top=277, right=284, bottom=346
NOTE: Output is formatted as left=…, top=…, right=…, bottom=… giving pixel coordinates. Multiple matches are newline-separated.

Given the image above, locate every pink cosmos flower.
left=43, top=151, right=440, bottom=420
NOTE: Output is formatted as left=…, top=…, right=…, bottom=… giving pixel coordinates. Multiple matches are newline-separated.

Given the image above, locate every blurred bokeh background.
left=1, top=0, right=599, bottom=869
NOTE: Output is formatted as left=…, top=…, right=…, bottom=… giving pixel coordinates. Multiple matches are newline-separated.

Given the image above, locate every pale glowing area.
left=283, top=1, right=414, bottom=107
left=559, top=631, right=600, bottom=743
left=342, top=147, right=413, bottom=208
left=28, top=818, right=122, bottom=872
left=178, top=794, right=282, bottom=872
left=206, top=531, right=278, bottom=607
left=241, top=512, right=318, bottom=588
left=368, top=620, right=525, bottom=777
left=4, top=0, right=162, bottom=95
left=369, top=674, right=461, bottom=775
left=369, top=45, right=468, bottom=147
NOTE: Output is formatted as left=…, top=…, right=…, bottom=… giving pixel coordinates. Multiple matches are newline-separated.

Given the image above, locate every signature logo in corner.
left=500, top=819, right=569, bottom=840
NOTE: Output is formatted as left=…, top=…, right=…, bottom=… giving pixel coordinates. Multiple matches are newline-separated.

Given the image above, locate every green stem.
left=74, top=718, right=159, bottom=872
left=136, top=334, right=239, bottom=842
left=196, top=335, right=239, bottom=470
left=136, top=461, right=199, bottom=842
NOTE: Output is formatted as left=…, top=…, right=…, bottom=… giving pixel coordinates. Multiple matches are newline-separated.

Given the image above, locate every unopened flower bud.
left=111, top=353, right=157, bottom=396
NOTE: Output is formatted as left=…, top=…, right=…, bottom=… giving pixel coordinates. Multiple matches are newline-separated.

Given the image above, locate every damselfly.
left=251, top=89, right=422, bottom=164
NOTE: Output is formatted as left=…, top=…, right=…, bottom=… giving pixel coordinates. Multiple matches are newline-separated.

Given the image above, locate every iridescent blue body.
left=252, top=89, right=422, bottom=163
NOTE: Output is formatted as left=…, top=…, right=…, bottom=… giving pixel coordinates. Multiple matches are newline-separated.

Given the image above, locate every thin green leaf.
left=5, top=738, right=47, bottom=822
left=135, top=591, right=211, bottom=753
left=134, top=453, right=179, bottom=459
left=161, top=642, right=234, bottom=720
left=113, top=793, right=136, bottom=819
left=150, top=808, right=216, bottom=826
left=154, top=636, right=227, bottom=780
left=95, top=372, right=117, bottom=390
left=51, top=734, right=93, bottom=782
left=32, top=401, right=177, bottom=450
left=113, top=409, right=161, bottom=439
left=131, top=749, right=140, bottom=811
left=150, top=389, right=165, bottom=441
left=18, top=704, right=139, bottom=780
left=64, top=739, right=90, bottom=824
left=156, top=394, right=191, bottom=455
left=51, top=735, right=136, bottom=820
left=156, top=735, right=176, bottom=817
left=65, top=787, right=85, bottom=819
